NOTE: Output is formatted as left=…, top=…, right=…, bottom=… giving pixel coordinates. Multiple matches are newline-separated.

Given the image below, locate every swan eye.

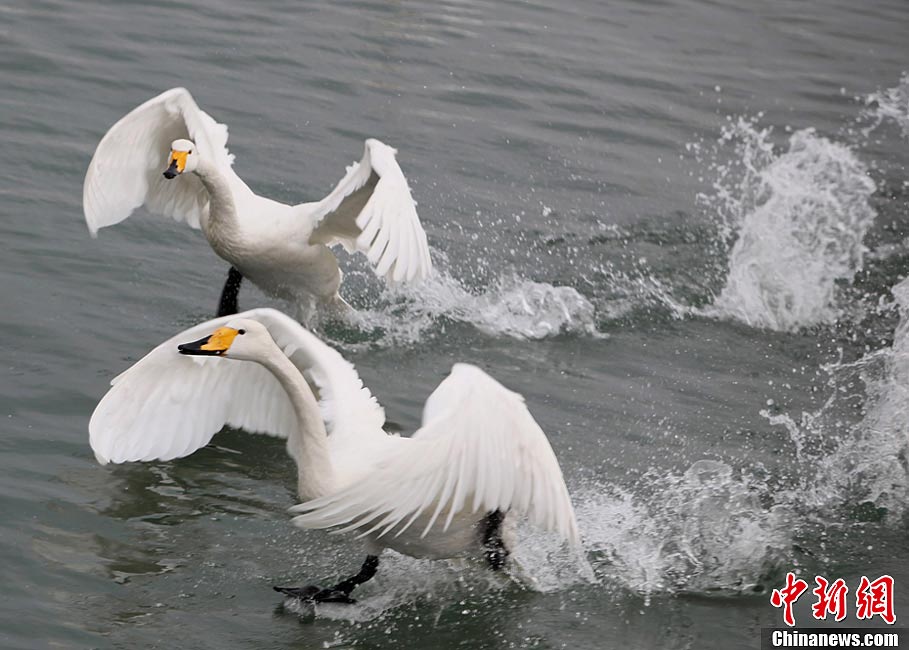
left=238, top=329, right=246, bottom=335
left=188, top=150, right=193, bottom=154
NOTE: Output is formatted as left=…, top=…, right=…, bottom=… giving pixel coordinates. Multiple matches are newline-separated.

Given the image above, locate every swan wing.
left=290, top=364, right=579, bottom=545
left=307, top=139, right=432, bottom=283
left=83, top=87, right=240, bottom=235
left=253, top=309, right=386, bottom=442
left=89, top=308, right=385, bottom=465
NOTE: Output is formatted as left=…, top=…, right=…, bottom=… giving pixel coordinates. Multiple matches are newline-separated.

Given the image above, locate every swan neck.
left=192, top=159, right=240, bottom=243
left=260, top=345, right=335, bottom=501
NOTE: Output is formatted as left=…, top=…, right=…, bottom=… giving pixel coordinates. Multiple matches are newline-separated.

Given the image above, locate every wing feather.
left=307, top=139, right=432, bottom=283
left=83, top=87, right=242, bottom=235
left=89, top=308, right=385, bottom=465
left=290, top=364, right=580, bottom=545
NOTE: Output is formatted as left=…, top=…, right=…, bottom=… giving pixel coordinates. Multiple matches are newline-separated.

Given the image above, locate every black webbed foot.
left=482, top=510, right=510, bottom=571
left=274, top=555, right=378, bottom=606
left=273, top=585, right=357, bottom=604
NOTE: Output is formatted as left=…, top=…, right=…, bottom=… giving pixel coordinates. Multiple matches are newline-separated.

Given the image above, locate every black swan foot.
left=273, top=585, right=356, bottom=604
left=482, top=510, right=509, bottom=571
left=274, top=555, right=379, bottom=605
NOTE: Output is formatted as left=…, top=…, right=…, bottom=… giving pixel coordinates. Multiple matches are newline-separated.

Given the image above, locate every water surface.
left=2, top=0, right=909, bottom=648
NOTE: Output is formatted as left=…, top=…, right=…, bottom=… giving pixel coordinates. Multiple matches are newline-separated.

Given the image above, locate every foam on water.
left=700, top=119, right=877, bottom=331
left=289, top=77, right=909, bottom=621
left=765, top=277, right=909, bottom=521
left=854, top=279, right=909, bottom=511
left=588, top=258, right=693, bottom=322
left=332, top=263, right=603, bottom=347
left=284, top=554, right=509, bottom=624
left=286, top=524, right=595, bottom=624
left=288, top=290, right=909, bottom=622
left=577, top=461, right=793, bottom=598
left=286, top=462, right=795, bottom=626
left=863, top=72, right=909, bottom=139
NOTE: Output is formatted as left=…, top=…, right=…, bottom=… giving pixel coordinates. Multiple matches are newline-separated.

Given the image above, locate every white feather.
left=290, top=364, right=580, bottom=546
left=89, top=308, right=385, bottom=465
left=83, top=87, right=241, bottom=235
left=83, top=89, right=431, bottom=312
left=308, top=139, right=432, bottom=284
left=91, top=314, right=578, bottom=561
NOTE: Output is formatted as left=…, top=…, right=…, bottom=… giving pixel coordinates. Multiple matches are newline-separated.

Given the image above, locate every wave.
left=313, top=288, right=909, bottom=615
left=699, top=119, right=877, bottom=331
left=305, top=264, right=909, bottom=611
left=764, top=277, right=909, bottom=521
left=280, top=77, right=909, bottom=619
left=863, top=72, right=909, bottom=139
left=319, top=74, right=906, bottom=343
left=285, top=457, right=793, bottom=626
left=577, top=461, right=792, bottom=599
left=321, top=262, right=603, bottom=347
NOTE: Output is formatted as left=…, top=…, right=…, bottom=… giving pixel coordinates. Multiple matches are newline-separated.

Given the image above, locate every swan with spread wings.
left=83, top=88, right=431, bottom=319
left=89, top=308, right=579, bottom=603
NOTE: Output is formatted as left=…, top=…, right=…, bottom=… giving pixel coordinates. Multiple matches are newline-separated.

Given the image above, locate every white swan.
left=89, top=308, right=579, bottom=602
left=83, top=88, right=431, bottom=319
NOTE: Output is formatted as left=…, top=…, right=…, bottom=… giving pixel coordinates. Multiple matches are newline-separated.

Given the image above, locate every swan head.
left=163, top=139, right=199, bottom=179
left=177, top=319, right=273, bottom=361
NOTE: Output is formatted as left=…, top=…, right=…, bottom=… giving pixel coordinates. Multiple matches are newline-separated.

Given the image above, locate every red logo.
left=856, top=575, right=896, bottom=625
left=771, top=572, right=809, bottom=627
left=811, top=577, right=848, bottom=622
left=771, top=573, right=897, bottom=626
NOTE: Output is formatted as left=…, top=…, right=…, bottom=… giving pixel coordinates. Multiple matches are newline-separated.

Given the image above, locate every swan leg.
left=274, top=555, right=379, bottom=604
left=216, top=267, right=243, bottom=317
left=482, top=510, right=509, bottom=571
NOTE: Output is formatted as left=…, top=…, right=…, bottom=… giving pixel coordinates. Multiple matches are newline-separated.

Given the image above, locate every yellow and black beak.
left=163, top=150, right=188, bottom=179
left=178, top=327, right=239, bottom=356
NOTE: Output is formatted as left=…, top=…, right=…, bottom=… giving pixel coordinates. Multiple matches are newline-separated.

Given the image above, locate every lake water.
left=2, top=0, right=909, bottom=648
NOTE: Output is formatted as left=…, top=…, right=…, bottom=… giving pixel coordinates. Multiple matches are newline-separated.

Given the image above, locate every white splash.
left=701, top=119, right=876, bottom=331
left=863, top=72, right=909, bottom=139
left=777, top=278, right=909, bottom=520
left=591, top=259, right=692, bottom=322
left=291, top=523, right=594, bottom=623
left=340, top=268, right=602, bottom=347
left=577, top=461, right=793, bottom=597
left=291, top=461, right=789, bottom=623
left=853, top=279, right=909, bottom=513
